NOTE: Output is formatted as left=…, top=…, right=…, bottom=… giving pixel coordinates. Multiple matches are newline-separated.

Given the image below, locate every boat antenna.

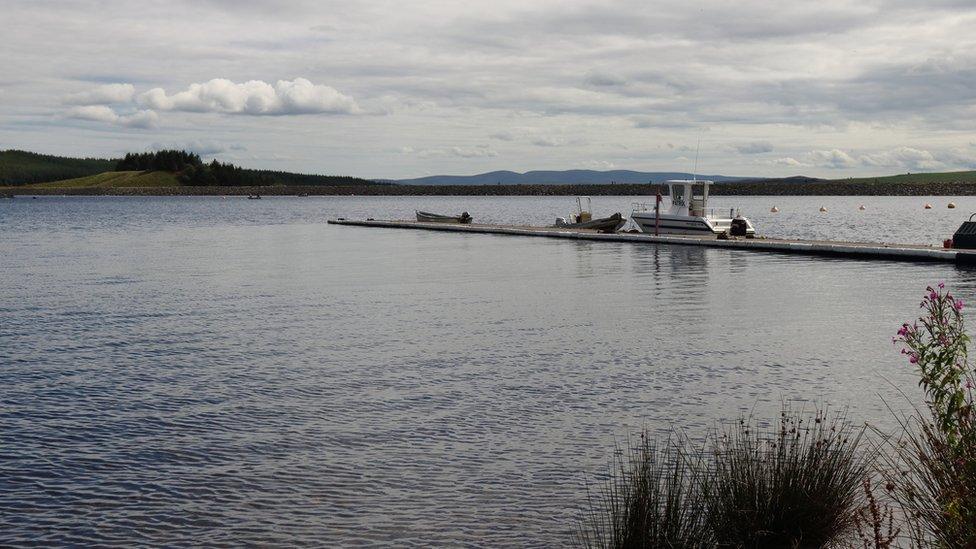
left=692, top=132, right=702, bottom=182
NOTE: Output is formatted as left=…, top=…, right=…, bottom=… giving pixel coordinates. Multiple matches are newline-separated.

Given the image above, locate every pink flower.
left=955, top=299, right=965, bottom=311
left=966, top=379, right=975, bottom=389
left=909, top=354, right=919, bottom=364
left=930, top=291, right=939, bottom=300
left=897, top=326, right=908, bottom=337
left=938, top=282, right=945, bottom=289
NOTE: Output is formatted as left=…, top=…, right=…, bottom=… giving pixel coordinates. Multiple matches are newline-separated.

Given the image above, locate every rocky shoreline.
left=7, top=180, right=976, bottom=196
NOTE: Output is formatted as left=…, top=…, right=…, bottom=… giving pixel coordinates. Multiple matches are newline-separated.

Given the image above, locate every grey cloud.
left=64, top=83, right=135, bottom=105
left=732, top=141, right=774, bottom=154
left=532, top=137, right=565, bottom=147
left=583, top=71, right=626, bottom=87
left=6, top=0, right=976, bottom=178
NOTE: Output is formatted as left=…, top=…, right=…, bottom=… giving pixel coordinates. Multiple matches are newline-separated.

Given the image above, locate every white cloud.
left=65, top=105, right=158, bottom=129
left=138, top=78, right=359, bottom=115
left=64, top=83, right=135, bottom=105
left=768, top=157, right=809, bottom=167
left=858, top=146, right=943, bottom=170
left=490, top=131, right=515, bottom=141
left=809, top=149, right=857, bottom=169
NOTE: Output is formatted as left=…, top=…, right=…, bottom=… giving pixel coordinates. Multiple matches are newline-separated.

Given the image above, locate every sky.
left=2, top=0, right=976, bottom=179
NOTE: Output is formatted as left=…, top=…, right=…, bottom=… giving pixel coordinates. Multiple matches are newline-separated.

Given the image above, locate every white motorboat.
left=630, top=179, right=756, bottom=237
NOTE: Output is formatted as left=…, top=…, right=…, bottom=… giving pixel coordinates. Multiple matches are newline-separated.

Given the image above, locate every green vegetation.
left=0, top=149, right=375, bottom=191
left=0, top=149, right=115, bottom=186
left=833, top=171, right=976, bottom=185
left=16, top=171, right=180, bottom=190
left=114, top=149, right=373, bottom=187
left=578, top=409, right=868, bottom=548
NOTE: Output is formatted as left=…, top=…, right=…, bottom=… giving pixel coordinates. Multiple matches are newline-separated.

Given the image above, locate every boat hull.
left=416, top=211, right=473, bottom=224
left=631, top=212, right=755, bottom=236
left=555, top=213, right=625, bottom=233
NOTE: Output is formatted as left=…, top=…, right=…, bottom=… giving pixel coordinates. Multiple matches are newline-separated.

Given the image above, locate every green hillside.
left=830, top=171, right=976, bottom=185
left=15, top=171, right=180, bottom=189
left=0, top=149, right=115, bottom=186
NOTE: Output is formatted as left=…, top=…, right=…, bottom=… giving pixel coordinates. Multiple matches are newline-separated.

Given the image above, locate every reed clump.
left=577, top=408, right=868, bottom=548
left=708, top=410, right=868, bottom=547
left=576, top=434, right=712, bottom=549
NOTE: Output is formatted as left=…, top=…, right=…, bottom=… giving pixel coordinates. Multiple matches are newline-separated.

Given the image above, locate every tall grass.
left=577, top=409, right=868, bottom=548
left=707, top=409, right=869, bottom=548
left=882, top=417, right=976, bottom=547
left=576, top=434, right=712, bottom=548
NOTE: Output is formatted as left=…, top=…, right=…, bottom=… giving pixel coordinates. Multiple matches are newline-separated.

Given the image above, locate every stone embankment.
left=7, top=180, right=976, bottom=196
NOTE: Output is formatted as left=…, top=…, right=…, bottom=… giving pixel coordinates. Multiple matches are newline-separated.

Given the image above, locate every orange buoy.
left=924, top=203, right=932, bottom=209
left=948, top=202, right=956, bottom=209
left=770, top=206, right=779, bottom=213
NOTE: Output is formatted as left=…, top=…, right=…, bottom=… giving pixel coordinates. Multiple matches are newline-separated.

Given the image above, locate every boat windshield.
left=670, top=185, right=686, bottom=207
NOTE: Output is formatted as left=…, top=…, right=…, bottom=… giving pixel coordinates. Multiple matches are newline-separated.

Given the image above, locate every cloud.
left=450, top=146, right=497, bottom=158
left=582, top=160, right=617, bottom=169
left=138, top=78, right=359, bottom=115
left=732, top=141, right=774, bottom=154
left=809, top=149, right=857, bottom=169
left=399, top=145, right=497, bottom=158
left=768, top=157, right=809, bottom=168
left=858, top=146, right=943, bottom=170
left=65, top=105, right=159, bottom=129
left=490, top=131, right=515, bottom=141
left=64, top=83, right=135, bottom=105
left=149, top=139, right=238, bottom=156
left=583, top=71, right=626, bottom=87
left=532, top=136, right=566, bottom=147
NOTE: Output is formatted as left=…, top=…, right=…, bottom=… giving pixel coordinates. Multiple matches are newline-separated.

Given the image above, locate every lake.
left=2, top=195, right=975, bottom=546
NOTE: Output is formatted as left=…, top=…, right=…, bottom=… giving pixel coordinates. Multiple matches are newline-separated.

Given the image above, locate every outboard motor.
left=952, top=214, right=976, bottom=249
left=730, top=216, right=749, bottom=237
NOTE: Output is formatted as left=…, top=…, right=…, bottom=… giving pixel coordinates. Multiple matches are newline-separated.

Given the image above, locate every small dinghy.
left=247, top=194, right=262, bottom=200
left=555, top=212, right=625, bottom=233
left=416, top=210, right=473, bottom=224
left=554, top=196, right=626, bottom=233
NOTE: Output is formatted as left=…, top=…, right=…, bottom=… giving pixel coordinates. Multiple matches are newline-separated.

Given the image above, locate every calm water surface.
left=3, top=195, right=976, bottom=546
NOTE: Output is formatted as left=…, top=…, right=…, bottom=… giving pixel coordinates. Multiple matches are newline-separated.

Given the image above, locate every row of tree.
left=115, top=150, right=203, bottom=173
left=115, top=149, right=374, bottom=187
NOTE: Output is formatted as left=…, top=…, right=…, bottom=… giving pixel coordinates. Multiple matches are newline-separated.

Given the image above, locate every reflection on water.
left=0, top=196, right=974, bottom=546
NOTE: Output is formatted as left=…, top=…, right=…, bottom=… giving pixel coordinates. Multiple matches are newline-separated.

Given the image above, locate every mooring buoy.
left=819, top=206, right=828, bottom=213
left=770, top=206, right=779, bottom=213
left=924, top=203, right=933, bottom=209
left=948, top=202, right=957, bottom=209
left=858, top=205, right=866, bottom=211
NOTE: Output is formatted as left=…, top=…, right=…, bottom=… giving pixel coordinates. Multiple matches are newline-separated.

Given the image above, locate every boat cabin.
left=667, top=180, right=710, bottom=217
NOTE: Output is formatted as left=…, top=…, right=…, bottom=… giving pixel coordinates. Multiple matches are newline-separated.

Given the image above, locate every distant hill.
left=830, top=171, right=976, bottom=185
left=392, top=170, right=756, bottom=186
left=0, top=150, right=115, bottom=186
left=0, top=149, right=376, bottom=188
